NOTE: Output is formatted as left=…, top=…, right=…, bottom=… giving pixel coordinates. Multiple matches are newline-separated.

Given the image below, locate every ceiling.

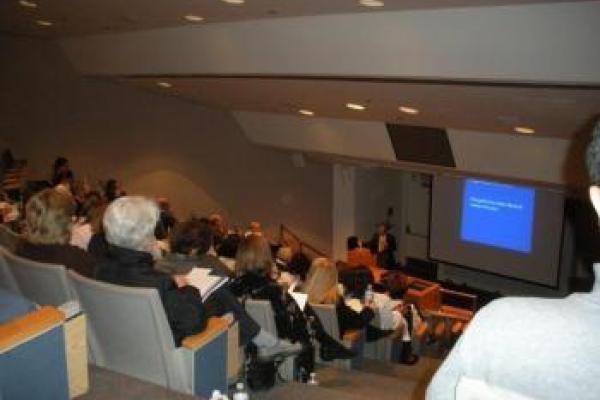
left=0, top=0, right=577, bottom=38
left=121, top=76, right=600, bottom=138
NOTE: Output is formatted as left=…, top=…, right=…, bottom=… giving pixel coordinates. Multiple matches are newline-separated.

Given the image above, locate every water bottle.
left=210, top=390, right=229, bottom=400
left=232, top=382, right=249, bottom=400
left=364, top=284, right=374, bottom=305
left=307, top=372, right=319, bottom=386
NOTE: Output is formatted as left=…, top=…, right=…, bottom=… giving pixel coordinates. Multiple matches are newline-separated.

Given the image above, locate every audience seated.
left=229, top=235, right=355, bottom=382
left=157, top=217, right=234, bottom=277
left=426, top=120, right=600, bottom=400
left=16, top=188, right=95, bottom=277
left=346, top=236, right=386, bottom=283
left=303, top=258, right=419, bottom=364
left=94, top=196, right=297, bottom=360
left=104, top=178, right=125, bottom=203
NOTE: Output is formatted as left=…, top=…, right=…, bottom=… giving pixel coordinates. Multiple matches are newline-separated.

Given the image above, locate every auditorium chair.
left=0, top=224, right=21, bottom=254
left=68, top=271, right=229, bottom=398
left=0, top=246, right=20, bottom=294
left=0, top=294, right=88, bottom=400
left=245, top=299, right=296, bottom=381
left=310, top=303, right=364, bottom=370
left=3, top=250, right=76, bottom=307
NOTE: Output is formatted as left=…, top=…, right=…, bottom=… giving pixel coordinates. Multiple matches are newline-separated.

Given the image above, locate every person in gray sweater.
left=427, top=120, right=600, bottom=400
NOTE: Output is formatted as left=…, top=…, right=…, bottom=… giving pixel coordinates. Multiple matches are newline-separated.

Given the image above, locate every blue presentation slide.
left=460, top=179, right=535, bottom=253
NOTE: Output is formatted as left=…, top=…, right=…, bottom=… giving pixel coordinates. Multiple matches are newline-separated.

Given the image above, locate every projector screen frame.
left=426, top=173, right=566, bottom=289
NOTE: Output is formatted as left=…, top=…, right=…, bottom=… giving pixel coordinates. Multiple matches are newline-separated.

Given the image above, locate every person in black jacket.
left=95, top=196, right=300, bottom=359
left=369, top=223, right=397, bottom=269
left=229, top=235, right=355, bottom=381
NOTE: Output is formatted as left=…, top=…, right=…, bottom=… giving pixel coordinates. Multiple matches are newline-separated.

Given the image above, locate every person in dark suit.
left=369, top=223, right=397, bottom=269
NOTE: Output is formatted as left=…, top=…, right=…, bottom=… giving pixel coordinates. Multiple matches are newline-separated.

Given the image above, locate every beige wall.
left=0, top=36, right=333, bottom=252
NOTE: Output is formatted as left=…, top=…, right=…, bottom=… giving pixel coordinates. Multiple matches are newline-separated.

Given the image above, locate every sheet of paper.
left=186, top=267, right=228, bottom=300
left=289, top=291, right=308, bottom=311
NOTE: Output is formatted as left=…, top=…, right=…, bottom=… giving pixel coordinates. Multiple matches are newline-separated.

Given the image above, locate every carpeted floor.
left=81, top=357, right=442, bottom=400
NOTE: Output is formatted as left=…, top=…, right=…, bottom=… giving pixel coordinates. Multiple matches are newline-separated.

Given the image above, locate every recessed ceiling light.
left=184, top=14, right=204, bottom=22
left=36, top=20, right=53, bottom=27
left=222, top=0, right=245, bottom=4
left=359, top=0, right=385, bottom=7
left=298, top=109, right=315, bottom=116
left=346, top=103, right=367, bottom=111
left=18, top=0, right=37, bottom=8
left=514, top=126, right=535, bottom=135
left=156, top=81, right=172, bottom=88
left=399, top=106, right=419, bottom=115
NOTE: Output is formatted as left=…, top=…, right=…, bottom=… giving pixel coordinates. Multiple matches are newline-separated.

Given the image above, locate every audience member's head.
left=79, top=191, right=106, bottom=233
left=104, top=179, right=124, bottom=203
left=103, top=196, right=159, bottom=253
left=52, top=157, right=69, bottom=176
left=246, top=221, right=263, bottom=237
left=276, top=246, right=293, bottom=264
left=376, top=222, right=388, bottom=235
left=586, top=119, right=600, bottom=217
left=288, top=252, right=311, bottom=281
left=25, top=188, right=75, bottom=245
left=217, top=233, right=241, bottom=259
left=303, top=257, right=339, bottom=304
left=170, top=218, right=213, bottom=256
left=235, top=234, right=274, bottom=278
left=347, top=236, right=360, bottom=251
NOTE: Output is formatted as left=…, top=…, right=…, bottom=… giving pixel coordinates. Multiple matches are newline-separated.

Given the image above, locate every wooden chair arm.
left=181, top=317, right=229, bottom=351
left=0, top=306, right=65, bottom=352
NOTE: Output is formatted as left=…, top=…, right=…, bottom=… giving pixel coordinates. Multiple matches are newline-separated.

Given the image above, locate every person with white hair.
left=95, top=196, right=302, bottom=359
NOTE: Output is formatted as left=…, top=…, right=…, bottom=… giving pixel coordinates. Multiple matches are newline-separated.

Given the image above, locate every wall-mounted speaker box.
left=387, top=124, right=455, bottom=168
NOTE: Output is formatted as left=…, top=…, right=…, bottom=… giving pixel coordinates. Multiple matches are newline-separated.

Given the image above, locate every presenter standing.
left=369, top=223, right=397, bottom=269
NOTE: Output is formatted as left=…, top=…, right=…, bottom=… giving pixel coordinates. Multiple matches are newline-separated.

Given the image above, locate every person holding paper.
left=95, top=196, right=302, bottom=360
left=229, top=235, right=355, bottom=381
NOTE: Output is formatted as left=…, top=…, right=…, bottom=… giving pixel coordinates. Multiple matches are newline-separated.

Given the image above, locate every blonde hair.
left=303, top=257, right=339, bottom=305
left=25, top=189, right=75, bottom=245
left=235, top=235, right=274, bottom=277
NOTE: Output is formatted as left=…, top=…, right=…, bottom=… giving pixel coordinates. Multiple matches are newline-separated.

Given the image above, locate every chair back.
left=310, top=303, right=341, bottom=339
left=0, top=247, right=20, bottom=294
left=0, top=224, right=21, bottom=253
left=4, top=250, right=74, bottom=306
left=244, top=299, right=278, bottom=336
left=67, top=271, right=188, bottom=392
left=244, top=299, right=295, bottom=381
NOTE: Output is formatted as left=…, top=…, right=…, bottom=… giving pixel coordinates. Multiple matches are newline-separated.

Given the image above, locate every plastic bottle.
left=307, top=372, right=319, bottom=386
left=364, top=284, right=374, bottom=304
left=211, top=390, right=228, bottom=400
left=232, top=382, right=249, bottom=400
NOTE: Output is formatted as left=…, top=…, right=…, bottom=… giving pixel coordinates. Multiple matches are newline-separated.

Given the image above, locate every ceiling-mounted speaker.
left=386, top=123, right=455, bottom=168
left=291, top=152, right=305, bottom=168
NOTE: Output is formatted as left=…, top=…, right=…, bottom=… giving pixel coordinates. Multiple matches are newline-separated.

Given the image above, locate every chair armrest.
left=181, top=317, right=229, bottom=351
left=0, top=306, right=65, bottom=352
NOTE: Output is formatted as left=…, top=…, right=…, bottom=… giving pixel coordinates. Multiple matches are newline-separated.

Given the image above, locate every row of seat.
left=0, top=245, right=230, bottom=398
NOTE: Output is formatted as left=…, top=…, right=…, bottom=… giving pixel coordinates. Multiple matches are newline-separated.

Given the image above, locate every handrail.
left=278, top=224, right=327, bottom=259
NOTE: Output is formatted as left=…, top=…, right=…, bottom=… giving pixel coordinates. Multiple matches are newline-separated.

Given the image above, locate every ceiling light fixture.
left=298, top=109, right=315, bottom=116
left=184, top=14, right=204, bottom=22
left=36, top=20, right=53, bottom=27
left=359, top=0, right=385, bottom=7
left=346, top=103, right=367, bottom=111
left=399, top=106, right=419, bottom=115
left=514, top=126, right=535, bottom=135
left=221, top=0, right=245, bottom=5
left=156, top=81, right=172, bottom=88
left=18, top=0, right=37, bottom=8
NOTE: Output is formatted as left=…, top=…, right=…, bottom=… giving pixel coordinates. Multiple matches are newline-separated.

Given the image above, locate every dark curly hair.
left=586, top=120, right=600, bottom=185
